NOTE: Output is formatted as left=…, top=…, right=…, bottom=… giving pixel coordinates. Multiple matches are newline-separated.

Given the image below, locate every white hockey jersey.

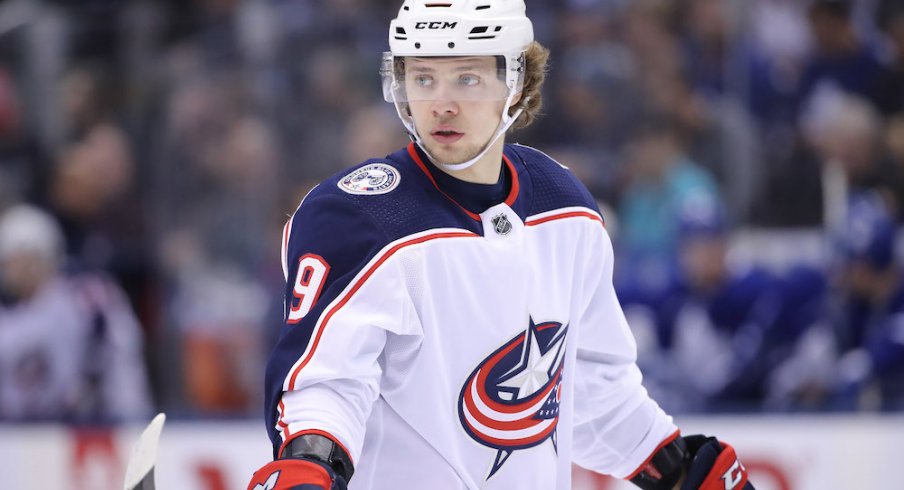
left=0, top=274, right=152, bottom=421
left=264, top=143, right=677, bottom=489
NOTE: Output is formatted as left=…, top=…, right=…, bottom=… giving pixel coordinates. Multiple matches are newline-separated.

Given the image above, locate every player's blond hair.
left=510, top=41, right=550, bottom=130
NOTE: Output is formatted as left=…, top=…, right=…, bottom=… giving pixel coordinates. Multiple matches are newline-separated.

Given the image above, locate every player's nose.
left=429, top=85, right=460, bottom=116
left=431, top=97, right=459, bottom=117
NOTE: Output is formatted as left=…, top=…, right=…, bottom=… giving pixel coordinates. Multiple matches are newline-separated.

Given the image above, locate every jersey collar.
left=407, top=143, right=521, bottom=222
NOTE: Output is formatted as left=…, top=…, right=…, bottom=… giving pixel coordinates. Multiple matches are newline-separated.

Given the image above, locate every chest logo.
left=337, top=163, right=400, bottom=195
left=458, top=318, right=568, bottom=480
left=491, top=214, right=513, bottom=235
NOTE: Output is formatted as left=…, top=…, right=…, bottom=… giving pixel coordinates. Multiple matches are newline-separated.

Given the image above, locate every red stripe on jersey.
left=461, top=411, right=559, bottom=447
left=286, top=230, right=478, bottom=391
left=407, top=143, right=521, bottom=221
left=471, top=338, right=560, bottom=415
left=277, top=399, right=290, bottom=443
left=502, top=154, right=519, bottom=207
left=463, top=367, right=562, bottom=430
left=526, top=210, right=604, bottom=227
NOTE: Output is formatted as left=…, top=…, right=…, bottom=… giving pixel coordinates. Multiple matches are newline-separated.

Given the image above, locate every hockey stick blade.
left=123, top=413, right=166, bottom=490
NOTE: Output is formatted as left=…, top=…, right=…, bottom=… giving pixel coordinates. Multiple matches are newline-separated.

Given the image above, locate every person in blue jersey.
left=617, top=192, right=825, bottom=413
left=248, top=2, right=755, bottom=489
left=832, top=191, right=904, bottom=410
left=672, top=202, right=831, bottom=411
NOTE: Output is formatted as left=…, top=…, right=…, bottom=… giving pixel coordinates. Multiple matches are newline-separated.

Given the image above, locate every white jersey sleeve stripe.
left=280, top=216, right=293, bottom=281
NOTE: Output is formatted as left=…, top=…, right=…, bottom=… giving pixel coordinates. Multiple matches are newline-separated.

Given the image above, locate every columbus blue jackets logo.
left=338, top=163, right=400, bottom=195
left=458, top=318, right=568, bottom=479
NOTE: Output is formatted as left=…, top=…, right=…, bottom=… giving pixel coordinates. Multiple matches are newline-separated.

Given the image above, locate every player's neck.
left=435, top=139, right=505, bottom=185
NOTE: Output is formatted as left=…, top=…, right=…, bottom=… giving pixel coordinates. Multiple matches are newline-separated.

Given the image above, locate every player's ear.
left=511, top=91, right=523, bottom=107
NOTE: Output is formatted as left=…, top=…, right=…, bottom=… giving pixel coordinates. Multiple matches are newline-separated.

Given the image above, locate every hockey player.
left=248, top=2, right=754, bottom=489
left=0, top=204, right=152, bottom=421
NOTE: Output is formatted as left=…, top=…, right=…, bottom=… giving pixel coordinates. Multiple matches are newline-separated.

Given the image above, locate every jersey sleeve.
left=570, top=223, right=678, bottom=479
left=265, top=190, right=418, bottom=462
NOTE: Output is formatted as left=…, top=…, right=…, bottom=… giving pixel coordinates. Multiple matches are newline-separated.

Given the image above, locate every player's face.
left=0, top=252, right=54, bottom=301
left=404, top=57, right=509, bottom=165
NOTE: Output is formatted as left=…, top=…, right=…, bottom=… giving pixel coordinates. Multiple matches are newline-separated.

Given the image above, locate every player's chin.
left=425, top=143, right=470, bottom=165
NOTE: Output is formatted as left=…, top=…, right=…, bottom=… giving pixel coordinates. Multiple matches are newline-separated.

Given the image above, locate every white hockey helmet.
left=381, top=0, right=535, bottom=170
left=0, top=204, right=65, bottom=262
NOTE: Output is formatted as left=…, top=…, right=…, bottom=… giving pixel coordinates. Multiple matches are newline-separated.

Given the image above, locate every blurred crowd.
left=0, top=0, right=903, bottom=423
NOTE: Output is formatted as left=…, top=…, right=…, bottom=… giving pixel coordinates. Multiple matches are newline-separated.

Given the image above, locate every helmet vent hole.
left=476, top=4, right=490, bottom=9
left=425, top=2, right=452, bottom=7
left=448, top=42, right=455, bottom=48
left=468, top=25, right=499, bottom=40
left=414, top=42, right=421, bottom=49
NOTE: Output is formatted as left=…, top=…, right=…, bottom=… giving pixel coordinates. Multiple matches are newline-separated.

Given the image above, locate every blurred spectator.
left=341, top=102, right=409, bottom=166
left=803, top=90, right=897, bottom=194
left=874, top=0, right=904, bottom=116
left=619, top=193, right=772, bottom=412
left=0, top=204, right=152, bottom=422
left=615, top=114, right=721, bottom=295
left=799, top=0, right=885, bottom=115
left=171, top=263, right=271, bottom=414
left=153, top=66, right=281, bottom=415
left=620, top=193, right=830, bottom=412
left=680, top=0, right=739, bottom=98
left=0, top=67, right=49, bottom=208
left=47, top=122, right=148, bottom=282
left=831, top=191, right=904, bottom=410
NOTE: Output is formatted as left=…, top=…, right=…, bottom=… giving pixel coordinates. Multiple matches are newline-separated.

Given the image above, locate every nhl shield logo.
left=491, top=214, right=512, bottom=235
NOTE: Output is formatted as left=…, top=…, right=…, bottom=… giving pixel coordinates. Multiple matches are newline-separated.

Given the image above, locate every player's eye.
left=414, top=75, right=434, bottom=87
left=459, top=74, right=481, bottom=87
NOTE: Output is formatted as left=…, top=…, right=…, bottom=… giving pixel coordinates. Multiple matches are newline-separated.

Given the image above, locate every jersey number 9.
left=287, top=254, right=331, bottom=323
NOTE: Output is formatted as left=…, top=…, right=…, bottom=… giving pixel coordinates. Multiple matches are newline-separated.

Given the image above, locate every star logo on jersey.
left=458, top=318, right=568, bottom=480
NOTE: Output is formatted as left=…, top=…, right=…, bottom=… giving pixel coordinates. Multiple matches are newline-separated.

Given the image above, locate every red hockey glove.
left=246, top=458, right=347, bottom=490
left=629, top=434, right=754, bottom=490
left=680, top=435, right=754, bottom=490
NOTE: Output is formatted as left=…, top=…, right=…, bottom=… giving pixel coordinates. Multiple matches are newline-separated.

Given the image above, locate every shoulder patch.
left=337, top=163, right=401, bottom=195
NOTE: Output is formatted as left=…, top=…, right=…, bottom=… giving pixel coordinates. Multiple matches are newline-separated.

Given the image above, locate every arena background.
left=1, top=0, right=903, bottom=488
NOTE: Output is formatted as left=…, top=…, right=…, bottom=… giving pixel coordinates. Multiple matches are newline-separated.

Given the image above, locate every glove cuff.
left=280, top=431, right=354, bottom=483
left=629, top=431, right=689, bottom=490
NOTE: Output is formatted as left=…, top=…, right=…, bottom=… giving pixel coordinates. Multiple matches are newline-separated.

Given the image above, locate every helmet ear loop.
left=502, top=52, right=527, bottom=126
